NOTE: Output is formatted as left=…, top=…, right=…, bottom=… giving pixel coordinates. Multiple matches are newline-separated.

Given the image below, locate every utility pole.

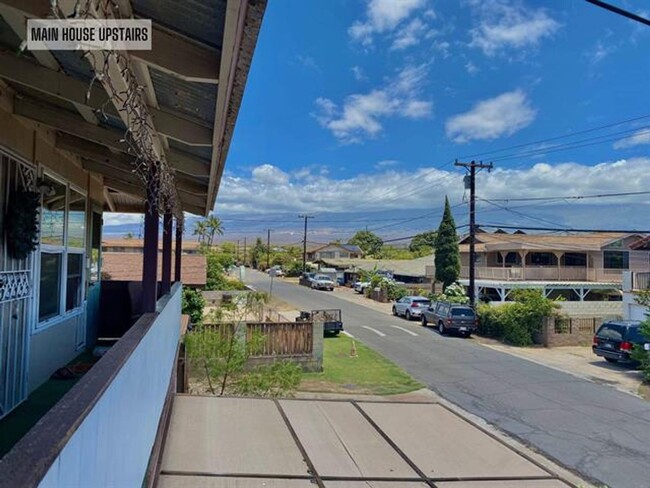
left=299, top=215, right=314, bottom=272
left=266, top=229, right=272, bottom=270
left=454, top=160, right=493, bottom=308
left=236, top=239, right=240, bottom=263
left=243, top=237, right=247, bottom=267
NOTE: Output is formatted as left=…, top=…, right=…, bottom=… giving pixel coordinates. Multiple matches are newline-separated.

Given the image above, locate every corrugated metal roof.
left=149, top=67, right=217, bottom=124
left=50, top=50, right=94, bottom=81
left=168, top=139, right=212, bottom=161
left=133, top=0, right=227, bottom=49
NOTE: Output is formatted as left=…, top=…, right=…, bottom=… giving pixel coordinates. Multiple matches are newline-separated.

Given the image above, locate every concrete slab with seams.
left=160, top=396, right=309, bottom=476
left=324, top=482, right=429, bottom=487
left=280, top=400, right=419, bottom=478
left=436, top=481, right=571, bottom=488
left=158, top=476, right=314, bottom=488
left=358, top=402, right=550, bottom=479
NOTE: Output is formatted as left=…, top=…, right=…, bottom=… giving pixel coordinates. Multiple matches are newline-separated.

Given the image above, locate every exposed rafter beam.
left=0, top=51, right=212, bottom=145
left=15, top=96, right=124, bottom=151
left=0, top=0, right=219, bottom=83
left=103, top=187, right=116, bottom=212
left=0, top=3, right=99, bottom=124
left=16, top=97, right=210, bottom=178
left=56, top=133, right=208, bottom=195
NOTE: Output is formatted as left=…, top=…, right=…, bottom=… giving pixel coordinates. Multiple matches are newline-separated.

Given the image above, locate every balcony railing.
left=0, top=282, right=182, bottom=488
left=460, top=266, right=625, bottom=283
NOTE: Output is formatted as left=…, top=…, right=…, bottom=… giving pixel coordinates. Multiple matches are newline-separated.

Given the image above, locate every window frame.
left=34, top=172, right=88, bottom=332
left=603, top=250, right=629, bottom=270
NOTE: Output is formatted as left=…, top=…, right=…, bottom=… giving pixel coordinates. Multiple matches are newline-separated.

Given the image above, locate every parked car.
left=353, top=281, right=370, bottom=293
left=267, top=265, right=284, bottom=277
left=422, top=302, right=477, bottom=337
left=592, top=320, right=648, bottom=363
left=392, top=296, right=431, bottom=320
left=311, top=274, right=335, bottom=291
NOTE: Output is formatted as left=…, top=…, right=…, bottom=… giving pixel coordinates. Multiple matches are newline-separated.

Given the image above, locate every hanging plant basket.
left=5, top=189, right=40, bottom=260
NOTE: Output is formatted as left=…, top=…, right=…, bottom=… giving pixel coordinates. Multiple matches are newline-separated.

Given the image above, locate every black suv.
left=592, top=320, right=647, bottom=363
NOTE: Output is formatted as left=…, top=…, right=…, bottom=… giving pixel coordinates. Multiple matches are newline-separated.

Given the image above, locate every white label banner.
left=27, top=19, right=152, bottom=51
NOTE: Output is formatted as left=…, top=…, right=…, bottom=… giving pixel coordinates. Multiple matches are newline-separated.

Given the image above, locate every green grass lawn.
left=301, top=335, right=424, bottom=396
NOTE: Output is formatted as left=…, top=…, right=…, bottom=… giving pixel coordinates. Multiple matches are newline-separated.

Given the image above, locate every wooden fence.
left=247, top=322, right=313, bottom=357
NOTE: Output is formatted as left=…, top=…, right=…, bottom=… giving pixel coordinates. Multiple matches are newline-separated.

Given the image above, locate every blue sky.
left=108, top=1, right=650, bottom=241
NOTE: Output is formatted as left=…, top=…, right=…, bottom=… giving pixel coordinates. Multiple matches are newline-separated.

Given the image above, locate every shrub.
left=284, top=261, right=305, bottom=277
left=428, top=282, right=469, bottom=304
left=631, top=290, right=650, bottom=382
left=182, top=287, right=205, bottom=325
left=476, top=290, right=559, bottom=346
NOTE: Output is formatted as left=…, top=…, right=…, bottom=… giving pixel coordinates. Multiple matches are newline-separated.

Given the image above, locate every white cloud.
left=375, top=159, right=400, bottom=168
left=469, top=0, right=560, bottom=56
left=586, top=41, right=616, bottom=65
left=295, top=54, right=320, bottom=72
left=351, top=65, right=366, bottom=81
left=465, top=61, right=479, bottom=74
left=391, top=18, right=428, bottom=50
left=445, top=89, right=536, bottom=143
left=251, top=164, right=290, bottom=185
left=613, top=129, right=650, bottom=149
left=103, top=213, right=143, bottom=226
left=212, top=158, right=650, bottom=219
left=314, top=64, right=432, bottom=143
left=349, top=0, right=427, bottom=47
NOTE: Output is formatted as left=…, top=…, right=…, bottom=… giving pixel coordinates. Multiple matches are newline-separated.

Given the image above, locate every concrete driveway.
left=158, top=396, right=577, bottom=488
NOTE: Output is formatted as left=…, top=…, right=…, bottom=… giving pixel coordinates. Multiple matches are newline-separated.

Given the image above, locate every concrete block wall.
left=541, top=316, right=599, bottom=347
left=556, top=301, right=622, bottom=319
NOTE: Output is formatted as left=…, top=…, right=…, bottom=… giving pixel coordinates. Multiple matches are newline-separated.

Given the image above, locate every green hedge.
left=476, top=290, right=559, bottom=346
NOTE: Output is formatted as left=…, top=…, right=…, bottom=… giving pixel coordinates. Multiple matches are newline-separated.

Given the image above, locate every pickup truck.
left=297, top=309, right=343, bottom=336
left=421, top=302, right=477, bottom=337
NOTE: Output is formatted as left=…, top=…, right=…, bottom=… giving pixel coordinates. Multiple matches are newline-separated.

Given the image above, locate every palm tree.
left=205, top=215, right=224, bottom=247
left=193, top=220, right=207, bottom=244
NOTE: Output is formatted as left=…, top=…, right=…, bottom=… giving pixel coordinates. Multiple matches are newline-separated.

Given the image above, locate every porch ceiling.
left=0, top=0, right=266, bottom=215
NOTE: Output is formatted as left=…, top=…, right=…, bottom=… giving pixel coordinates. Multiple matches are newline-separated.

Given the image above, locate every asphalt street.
left=246, top=270, right=650, bottom=488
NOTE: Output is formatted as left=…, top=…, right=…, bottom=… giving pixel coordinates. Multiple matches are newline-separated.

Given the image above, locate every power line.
left=489, top=126, right=650, bottom=163
left=478, top=223, right=650, bottom=233
left=458, top=113, right=650, bottom=161
left=479, top=189, right=650, bottom=203
left=478, top=198, right=570, bottom=229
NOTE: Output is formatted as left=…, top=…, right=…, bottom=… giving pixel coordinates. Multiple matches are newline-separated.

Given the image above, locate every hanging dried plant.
left=5, top=189, right=40, bottom=260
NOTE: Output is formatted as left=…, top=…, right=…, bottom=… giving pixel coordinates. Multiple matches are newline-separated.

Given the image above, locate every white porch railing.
left=0, top=283, right=182, bottom=488
left=461, top=266, right=624, bottom=283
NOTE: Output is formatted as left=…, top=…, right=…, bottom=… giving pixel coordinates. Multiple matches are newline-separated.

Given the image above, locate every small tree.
left=348, top=230, right=383, bottom=257
left=193, top=220, right=207, bottom=244
left=409, top=230, right=436, bottom=255
left=182, top=287, right=206, bottom=325
left=250, top=237, right=267, bottom=270
left=434, top=197, right=460, bottom=290
left=205, top=215, right=224, bottom=247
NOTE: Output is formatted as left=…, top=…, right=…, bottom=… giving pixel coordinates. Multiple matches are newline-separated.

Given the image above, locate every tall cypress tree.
left=434, top=196, right=461, bottom=289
